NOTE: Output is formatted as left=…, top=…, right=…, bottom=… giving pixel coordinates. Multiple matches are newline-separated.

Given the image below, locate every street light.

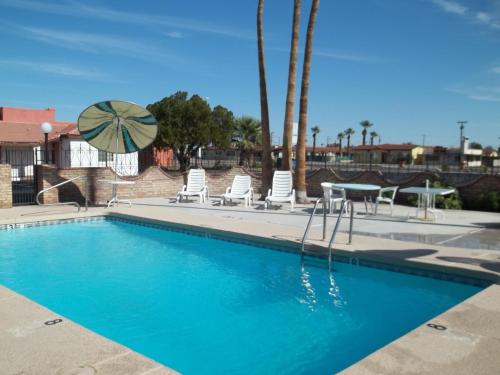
left=40, top=121, right=52, bottom=164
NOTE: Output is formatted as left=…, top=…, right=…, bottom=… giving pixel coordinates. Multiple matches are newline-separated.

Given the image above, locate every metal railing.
left=301, top=198, right=354, bottom=269
left=36, top=175, right=89, bottom=213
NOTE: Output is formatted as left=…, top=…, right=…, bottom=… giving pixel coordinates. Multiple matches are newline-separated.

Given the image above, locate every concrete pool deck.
left=0, top=198, right=499, bottom=374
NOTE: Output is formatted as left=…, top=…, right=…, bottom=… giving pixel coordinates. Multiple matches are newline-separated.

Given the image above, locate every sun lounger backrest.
left=231, top=175, right=251, bottom=195
left=272, top=171, right=292, bottom=197
left=186, top=169, right=206, bottom=193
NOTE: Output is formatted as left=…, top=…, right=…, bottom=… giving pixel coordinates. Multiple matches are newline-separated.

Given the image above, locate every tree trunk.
left=362, top=129, right=367, bottom=145
left=282, top=0, right=301, bottom=171
left=295, top=0, right=320, bottom=203
left=257, top=0, right=273, bottom=197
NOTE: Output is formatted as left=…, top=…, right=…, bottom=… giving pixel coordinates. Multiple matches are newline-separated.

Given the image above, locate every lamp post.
left=40, top=122, right=52, bottom=164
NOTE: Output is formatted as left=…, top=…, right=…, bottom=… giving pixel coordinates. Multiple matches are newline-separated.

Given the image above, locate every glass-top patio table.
left=330, top=183, right=381, bottom=214
left=97, top=179, right=135, bottom=207
left=399, top=186, right=455, bottom=221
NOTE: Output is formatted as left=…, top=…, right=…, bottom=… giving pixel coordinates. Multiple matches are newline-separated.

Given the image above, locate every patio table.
left=330, top=183, right=381, bottom=214
left=399, top=186, right=455, bottom=221
left=97, top=179, right=135, bottom=207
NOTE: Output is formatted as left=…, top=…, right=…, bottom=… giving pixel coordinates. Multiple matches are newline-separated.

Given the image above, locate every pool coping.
left=1, top=210, right=500, bottom=374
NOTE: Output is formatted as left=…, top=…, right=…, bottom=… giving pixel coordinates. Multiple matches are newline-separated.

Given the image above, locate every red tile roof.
left=0, top=106, right=79, bottom=145
left=352, top=143, right=418, bottom=151
left=0, top=121, right=78, bottom=145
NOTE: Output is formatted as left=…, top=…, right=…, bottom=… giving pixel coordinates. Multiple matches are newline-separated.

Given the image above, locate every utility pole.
left=457, top=120, right=467, bottom=166
left=422, top=134, right=426, bottom=170
left=457, top=120, right=467, bottom=147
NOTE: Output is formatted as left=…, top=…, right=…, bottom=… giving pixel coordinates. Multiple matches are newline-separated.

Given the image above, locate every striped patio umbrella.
left=77, top=100, right=158, bottom=154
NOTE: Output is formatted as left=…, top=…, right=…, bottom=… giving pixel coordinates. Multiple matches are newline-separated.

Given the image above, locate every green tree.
left=337, top=132, right=345, bottom=157
left=344, top=128, right=355, bottom=157
left=282, top=0, right=301, bottom=171
left=148, top=91, right=234, bottom=172
left=257, top=0, right=273, bottom=197
left=360, top=120, right=373, bottom=145
left=311, top=126, right=320, bottom=156
left=470, top=142, right=482, bottom=150
left=369, top=131, right=378, bottom=146
left=234, top=116, right=262, bottom=166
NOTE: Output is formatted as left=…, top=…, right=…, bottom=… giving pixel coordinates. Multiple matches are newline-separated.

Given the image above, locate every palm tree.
left=282, top=0, right=301, bottom=171
left=295, top=0, right=320, bottom=202
left=337, top=132, right=345, bottom=157
left=257, top=0, right=273, bottom=196
left=311, top=126, right=320, bottom=157
left=369, top=131, right=378, bottom=146
left=344, top=128, right=355, bottom=157
left=360, top=120, right=373, bottom=145
left=235, top=117, right=262, bottom=166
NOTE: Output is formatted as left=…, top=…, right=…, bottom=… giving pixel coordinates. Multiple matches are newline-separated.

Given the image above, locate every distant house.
left=272, top=145, right=341, bottom=163
left=351, top=144, right=425, bottom=164
left=0, top=106, right=139, bottom=176
left=426, top=138, right=484, bottom=168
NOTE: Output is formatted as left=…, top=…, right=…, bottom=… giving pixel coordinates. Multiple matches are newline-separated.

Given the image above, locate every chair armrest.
left=225, top=187, right=231, bottom=194
left=181, top=185, right=186, bottom=192
left=267, top=188, right=272, bottom=197
left=291, top=189, right=296, bottom=200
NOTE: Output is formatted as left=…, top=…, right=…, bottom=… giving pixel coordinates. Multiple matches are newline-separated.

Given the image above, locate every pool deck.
left=1, top=198, right=499, bottom=374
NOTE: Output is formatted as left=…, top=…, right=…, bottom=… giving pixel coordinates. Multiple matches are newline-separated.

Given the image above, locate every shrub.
left=406, top=180, right=462, bottom=209
left=468, top=192, right=500, bottom=212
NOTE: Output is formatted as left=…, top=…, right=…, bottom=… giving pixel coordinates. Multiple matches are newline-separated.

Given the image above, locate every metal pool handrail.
left=301, top=198, right=354, bottom=269
left=36, top=175, right=89, bottom=213
left=328, top=200, right=354, bottom=265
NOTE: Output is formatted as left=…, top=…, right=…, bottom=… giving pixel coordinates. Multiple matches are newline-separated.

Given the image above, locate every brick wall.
left=34, top=165, right=500, bottom=207
left=0, top=164, right=12, bottom=208
left=35, top=165, right=262, bottom=205
left=305, top=168, right=500, bottom=205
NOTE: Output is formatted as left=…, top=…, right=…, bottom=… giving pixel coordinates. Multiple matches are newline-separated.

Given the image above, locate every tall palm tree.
left=257, top=0, right=273, bottom=196
left=311, top=126, right=320, bottom=157
left=369, top=131, right=378, bottom=146
left=344, top=128, right=355, bottom=157
left=235, top=117, right=262, bottom=166
left=295, top=0, right=320, bottom=203
left=282, top=0, right=301, bottom=171
left=337, top=132, right=345, bottom=157
left=360, top=120, right=373, bottom=145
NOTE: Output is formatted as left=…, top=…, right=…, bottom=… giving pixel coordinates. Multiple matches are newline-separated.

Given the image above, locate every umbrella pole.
left=114, top=118, right=120, bottom=182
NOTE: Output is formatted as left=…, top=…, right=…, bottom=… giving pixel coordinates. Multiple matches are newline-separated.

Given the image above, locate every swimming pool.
left=0, top=217, right=483, bottom=374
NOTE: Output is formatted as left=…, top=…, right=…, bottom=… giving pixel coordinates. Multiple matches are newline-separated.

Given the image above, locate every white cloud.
left=0, top=58, right=103, bottom=79
left=0, top=0, right=253, bottom=40
left=430, top=0, right=500, bottom=30
left=165, top=31, right=185, bottom=39
left=446, top=86, right=500, bottom=102
left=268, top=46, right=385, bottom=63
left=431, top=0, right=467, bottom=15
left=9, top=24, right=187, bottom=64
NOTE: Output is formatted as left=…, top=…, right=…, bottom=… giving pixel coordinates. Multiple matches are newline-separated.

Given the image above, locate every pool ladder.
left=36, top=175, right=89, bottom=213
left=301, top=198, right=354, bottom=269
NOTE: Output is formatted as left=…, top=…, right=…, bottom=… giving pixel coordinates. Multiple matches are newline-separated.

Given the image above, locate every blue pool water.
left=0, top=219, right=482, bottom=374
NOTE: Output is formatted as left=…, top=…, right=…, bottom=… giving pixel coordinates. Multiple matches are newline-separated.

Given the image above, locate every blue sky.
left=0, top=0, right=499, bottom=148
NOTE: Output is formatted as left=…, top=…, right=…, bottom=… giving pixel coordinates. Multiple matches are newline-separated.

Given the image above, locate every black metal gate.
left=2, top=148, right=37, bottom=205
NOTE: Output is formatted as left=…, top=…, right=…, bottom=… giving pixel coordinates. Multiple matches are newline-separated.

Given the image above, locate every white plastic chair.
left=321, top=182, right=347, bottom=214
left=375, top=186, right=399, bottom=216
left=265, top=171, right=295, bottom=211
left=221, top=175, right=253, bottom=207
left=177, top=169, right=209, bottom=203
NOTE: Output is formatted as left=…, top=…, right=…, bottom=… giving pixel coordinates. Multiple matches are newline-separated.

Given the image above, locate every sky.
left=0, top=0, right=499, bottom=148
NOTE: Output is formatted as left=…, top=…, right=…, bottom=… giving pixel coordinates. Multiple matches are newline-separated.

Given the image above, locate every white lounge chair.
left=375, top=186, right=399, bottom=216
left=177, top=169, right=208, bottom=203
left=321, top=182, right=347, bottom=214
left=221, top=175, right=253, bottom=207
left=265, top=171, right=295, bottom=211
